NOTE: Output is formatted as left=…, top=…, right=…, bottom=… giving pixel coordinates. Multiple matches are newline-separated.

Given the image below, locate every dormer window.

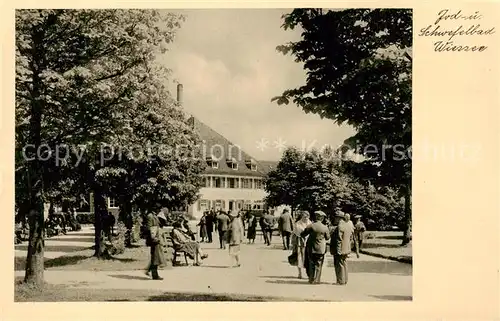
left=227, top=157, right=238, bottom=170
left=206, top=155, right=219, bottom=169
left=245, top=159, right=257, bottom=171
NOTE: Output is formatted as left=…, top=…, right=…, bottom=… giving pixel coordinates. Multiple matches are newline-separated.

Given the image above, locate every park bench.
left=162, top=227, right=189, bottom=266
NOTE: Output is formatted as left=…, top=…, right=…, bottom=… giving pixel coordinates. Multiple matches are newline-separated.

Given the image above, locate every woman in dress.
left=227, top=211, right=244, bottom=267
left=246, top=212, right=257, bottom=244
left=292, top=211, right=312, bottom=279
left=197, top=212, right=208, bottom=242
left=171, top=221, right=208, bottom=266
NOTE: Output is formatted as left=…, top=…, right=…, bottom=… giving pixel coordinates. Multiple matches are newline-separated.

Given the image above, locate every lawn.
left=361, top=231, right=412, bottom=263
left=14, top=279, right=320, bottom=302
left=15, top=243, right=169, bottom=272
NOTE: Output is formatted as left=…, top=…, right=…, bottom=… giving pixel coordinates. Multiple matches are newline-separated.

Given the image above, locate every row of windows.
left=203, top=176, right=264, bottom=189
left=198, top=199, right=264, bottom=211
left=207, top=160, right=257, bottom=171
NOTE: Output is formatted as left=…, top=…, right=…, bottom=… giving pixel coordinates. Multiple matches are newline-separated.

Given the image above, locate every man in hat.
left=353, top=215, right=366, bottom=258
left=145, top=210, right=167, bottom=280
left=262, top=209, right=275, bottom=246
left=216, top=210, right=231, bottom=249
left=301, top=210, right=330, bottom=284
left=278, top=208, right=294, bottom=250
left=330, top=211, right=353, bottom=285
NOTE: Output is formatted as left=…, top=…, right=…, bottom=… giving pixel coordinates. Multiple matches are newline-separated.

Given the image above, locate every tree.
left=15, top=9, right=184, bottom=284
left=273, top=9, right=412, bottom=245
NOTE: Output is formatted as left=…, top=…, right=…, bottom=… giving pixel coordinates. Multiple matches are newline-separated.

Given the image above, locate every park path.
left=15, top=226, right=94, bottom=259
left=14, top=235, right=412, bottom=301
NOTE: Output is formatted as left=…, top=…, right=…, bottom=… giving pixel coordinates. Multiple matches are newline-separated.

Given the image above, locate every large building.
left=186, top=116, right=277, bottom=219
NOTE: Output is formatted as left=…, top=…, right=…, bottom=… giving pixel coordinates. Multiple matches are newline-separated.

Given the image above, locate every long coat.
left=146, top=213, right=167, bottom=267
left=228, top=217, right=244, bottom=245
left=278, top=212, right=294, bottom=233
left=330, top=221, right=354, bottom=256
left=301, top=221, right=330, bottom=255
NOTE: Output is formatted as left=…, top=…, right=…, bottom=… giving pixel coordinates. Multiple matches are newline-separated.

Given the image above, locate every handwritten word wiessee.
left=419, top=9, right=495, bottom=52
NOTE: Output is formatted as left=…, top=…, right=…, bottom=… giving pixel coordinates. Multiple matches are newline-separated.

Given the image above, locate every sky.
left=158, top=9, right=355, bottom=162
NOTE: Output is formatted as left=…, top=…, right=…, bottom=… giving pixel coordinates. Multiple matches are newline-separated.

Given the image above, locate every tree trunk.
left=120, top=200, right=133, bottom=247
left=93, top=188, right=109, bottom=258
left=401, top=184, right=412, bottom=246
left=24, top=199, right=45, bottom=286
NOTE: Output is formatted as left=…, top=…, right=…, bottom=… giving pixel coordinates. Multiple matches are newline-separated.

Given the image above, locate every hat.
left=229, top=210, right=238, bottom=217
left=354, top=215, right=362, bottom=219
left=283, top=208, right=289, bottom=213
left=157, top=212, right=167, bottom=221
left=314, top=210, right=326, bottom=218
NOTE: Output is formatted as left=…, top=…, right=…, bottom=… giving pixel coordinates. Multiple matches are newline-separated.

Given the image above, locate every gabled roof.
left=189, top=116, right=268, bottom=177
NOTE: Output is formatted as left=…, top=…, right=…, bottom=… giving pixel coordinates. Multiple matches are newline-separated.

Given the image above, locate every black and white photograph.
left=14, top=8, right=412, bottom=302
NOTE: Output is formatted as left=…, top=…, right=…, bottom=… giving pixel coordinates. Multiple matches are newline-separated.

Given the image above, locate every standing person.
left=145, top=211, right=167, bottom=280
left=216, top=210, right=230, bottom=249
left=353, top=215, right=366, bottom=258
left=262, top=210, right=275, bottom=246
left=259, top=214, right=268, bottom=245
left=239, top=210, right=246, bottom=237
left=330, top=212, right=354, bottom=285
left=246, top=212, right=257, bottom=244
left=205, top=209, right=215, bottom=243
left=301, top=211, right=330, bottom=284
left=197, top=212, right=208, bottom=242
left=227, top=211, right=244, bottom=267
left=291, top=211, right=312, bottom=279
left=278, top=208, right=294, bottom=250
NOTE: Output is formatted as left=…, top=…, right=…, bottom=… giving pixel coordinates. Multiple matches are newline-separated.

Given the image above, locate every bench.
left=163, top=227, right=190, bottom=266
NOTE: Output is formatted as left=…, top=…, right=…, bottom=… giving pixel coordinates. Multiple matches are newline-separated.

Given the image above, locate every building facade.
left=186, top=116, right=276, bottom=220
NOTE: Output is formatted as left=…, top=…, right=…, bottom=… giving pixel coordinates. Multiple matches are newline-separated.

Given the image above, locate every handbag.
left=288, top=251, right=298, bottom=266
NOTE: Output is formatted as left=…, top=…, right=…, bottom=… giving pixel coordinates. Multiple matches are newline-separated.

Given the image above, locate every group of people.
left=288, top=209, right=366, bottom=285
left=144, top=209, right=246, bottom=280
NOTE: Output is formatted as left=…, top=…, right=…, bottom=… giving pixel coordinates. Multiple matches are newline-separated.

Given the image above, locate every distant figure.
left=227, top=211, right=244, bottom=267
left=246, top=212, right=257, bottom=244
left=216, top=211, right=231, bottom=249
left=278, top=208, right=294, bottom=250
left=330, top=212, right=354, bottom=285
left=205, top=209, right=215, bottom=243
left=197, top=212, right=208, bottom=242
left=291, top=211, right=312, bottom=279
left=353, top=215, right=366, bottom=258
left=301, top=210, right=330, bottom=284
left=262, top=210, right=275, bottom=246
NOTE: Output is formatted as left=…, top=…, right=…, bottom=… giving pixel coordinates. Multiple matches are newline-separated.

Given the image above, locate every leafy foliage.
left=273, top=9, right=412, bottom=242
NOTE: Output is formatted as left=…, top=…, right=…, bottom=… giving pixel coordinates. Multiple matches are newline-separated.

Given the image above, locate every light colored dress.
left=292, top=219, right=312, bottom=268
left=228, top=217, right=244, bottom=255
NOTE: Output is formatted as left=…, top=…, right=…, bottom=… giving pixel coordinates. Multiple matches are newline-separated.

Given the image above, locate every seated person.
left=170, top=221, right=208, bottom=266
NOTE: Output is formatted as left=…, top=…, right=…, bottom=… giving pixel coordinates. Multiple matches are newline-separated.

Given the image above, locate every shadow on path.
left=325, top=259, right=412, bottom=276
left=108, top=274, right=151, bottom=281
left=47, top=237, right=94, bottom=243
left=15, top=244, right=91, bottom=253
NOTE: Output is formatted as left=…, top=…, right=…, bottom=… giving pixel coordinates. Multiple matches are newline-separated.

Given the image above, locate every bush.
left=131, top=214, right=142, bottom=243
left=108, top=222, right=126, bottom=255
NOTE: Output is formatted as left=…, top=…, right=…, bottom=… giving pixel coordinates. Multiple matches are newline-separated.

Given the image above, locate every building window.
left=204, top=176, right=211, bottom=187
left=227, top=177, right=238, bottom=188
left=214, top=199, right=226, bottom=210
left=227, top=157, right=238, bottom=170
left=251, top=164, right=257, bottom=171
left=108, top=198, right=118, bottom=208
left=253, top=200, right=263, bottom=210
left=198, top=199, right=209, bottom=211
left=213, top=176, right=223, bottom=188
left=245, top=159, right=257, bottom=171
left=244, top=201, right=252, bottom=210
left=242, top=178, right=252, bottom=189
left=230, top=162, right=238, bottom=170
left=254, top=179, right=263, bottom=189
left=211, top=161, right=219, bottom=169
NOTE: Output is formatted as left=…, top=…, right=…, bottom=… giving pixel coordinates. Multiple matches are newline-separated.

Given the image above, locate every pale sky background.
left=159, top=9, right=356, bottom=161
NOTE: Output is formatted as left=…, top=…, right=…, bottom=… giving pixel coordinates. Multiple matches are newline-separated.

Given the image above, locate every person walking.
left=278, top=208, right=294, bottom=250
left=291, top=211, right=312, bottom=279
left=227, top=211, right=244, bottom=267
left=216, top=210, right=230, bottom=249
left=330, top=212, right=354, bottom=285
left=353, top=215, right=366, bottom=258
left=145, top=211, right=167, bottom=280
left=246, top=212, right=257, bottom=244
left=197, top=212, right=208, bottom=242
left=301, top=211, right=330, bottom=284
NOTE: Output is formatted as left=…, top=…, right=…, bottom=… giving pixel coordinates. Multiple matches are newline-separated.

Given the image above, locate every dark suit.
left=262, top=214, right=275, bottom=245
left=330, top=221, right=354, bottom=284
left=216, top=213, right=230, bottom=249
left=278, top=212, right=294, bottom=250
left=301, top=221, right=330, bottom=284
left=146, top=213, right=166, bottom=279
left=205, top=212, right=215, bottom=243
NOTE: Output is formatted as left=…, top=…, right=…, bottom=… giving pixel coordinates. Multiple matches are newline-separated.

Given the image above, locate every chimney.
left=176, top=83, right=183, bottom=105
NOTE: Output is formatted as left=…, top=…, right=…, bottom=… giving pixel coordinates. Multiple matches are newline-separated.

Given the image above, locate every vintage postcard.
left=2, top=1, right=499, bottom=321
